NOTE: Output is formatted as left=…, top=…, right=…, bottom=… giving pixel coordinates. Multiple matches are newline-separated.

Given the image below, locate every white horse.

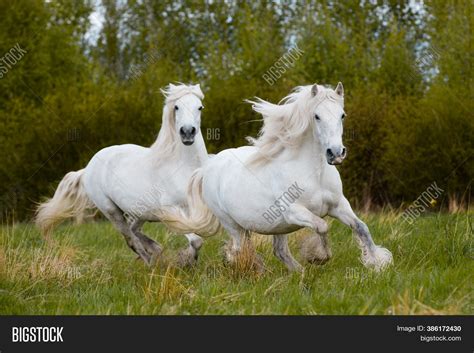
left=159, top=83, right=393, bottom=272
left=36, top=83, right=207, bottom=265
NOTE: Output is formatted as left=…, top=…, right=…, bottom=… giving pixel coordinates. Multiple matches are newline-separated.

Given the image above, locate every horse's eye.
left=198, top=106, right=203, bottom=111
left=174, top=105, right=179, bottom=111
left=315, top=114, right=320, bottom=120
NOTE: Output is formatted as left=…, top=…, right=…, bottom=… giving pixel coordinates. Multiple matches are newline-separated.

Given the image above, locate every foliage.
left=0, top=0, right=472, bottom=219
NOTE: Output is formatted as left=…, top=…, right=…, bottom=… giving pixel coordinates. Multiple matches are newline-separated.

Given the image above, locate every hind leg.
left=273, top=234, right=303, bottom=272
left=100, top=205, right=153, bottom=265
left=130, top=220, right=163, bottom=263
left=176, top=233, right=203, bottom=267
left=222, top=224, right=264, bottom=272
left=223, top=226, right=246, bottom=263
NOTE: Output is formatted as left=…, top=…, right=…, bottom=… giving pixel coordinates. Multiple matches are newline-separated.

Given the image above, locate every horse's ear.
left=311, top=84, right=318, bottom=97
left=335, top=82, right=344, bottom=97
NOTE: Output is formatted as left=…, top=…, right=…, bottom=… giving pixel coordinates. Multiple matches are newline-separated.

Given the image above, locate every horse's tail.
left=35, top=169, right=94, bottom=236
left=157, top=168, right=221, bottom=236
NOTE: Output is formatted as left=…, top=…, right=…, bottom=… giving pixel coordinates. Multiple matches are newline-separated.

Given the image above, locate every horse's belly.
left=246, top=221, right=302, bottom=235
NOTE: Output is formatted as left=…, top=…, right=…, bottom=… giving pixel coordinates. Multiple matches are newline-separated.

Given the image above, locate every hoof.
left=144, top=240, right=163, bottom=257
left=176, top=246, right=199, bottom=268
left=362, top=246, right=393, bottom=272
left=306, top=256, right=331, bottom=265
left=190, top=238, right=203, bottom=251
left=300, top=235, right=332, bottom=265
left=222, top=242, right=265, bottom=274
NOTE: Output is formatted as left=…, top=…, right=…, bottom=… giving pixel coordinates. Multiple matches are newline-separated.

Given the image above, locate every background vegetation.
left=0, top=0, right=472, bottom=220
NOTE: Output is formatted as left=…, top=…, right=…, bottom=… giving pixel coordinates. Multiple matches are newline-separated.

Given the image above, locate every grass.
left=0, top=212, right=472, bottom=315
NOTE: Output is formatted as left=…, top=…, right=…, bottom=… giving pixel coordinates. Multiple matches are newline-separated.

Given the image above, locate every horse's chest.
left=299, top=184, right=337, bottom=217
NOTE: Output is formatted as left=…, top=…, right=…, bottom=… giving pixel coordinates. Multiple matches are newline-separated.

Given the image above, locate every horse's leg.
left=101, top=205, right=152, bottom=265
left=329, top=197, right=393, bottom=271
left=284, top=203, right=328, bottom=234
left=222, top=223, right=263, bottom=272
left=176, top=233, right=203, bottom=267
left=272, top=234, right=303, bottom=272
left=300, top=231, right=332, bottom=265
left=130, top=220, right=163, bottom=263
left=222, top=224, right=245, bottom=263
left=283, top=203, right=331, bottom=265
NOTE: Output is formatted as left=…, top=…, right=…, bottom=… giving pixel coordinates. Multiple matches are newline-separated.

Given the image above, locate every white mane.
left=150, top=83, right=204, bottom=163
left=246, top=84, right=343, bottom=165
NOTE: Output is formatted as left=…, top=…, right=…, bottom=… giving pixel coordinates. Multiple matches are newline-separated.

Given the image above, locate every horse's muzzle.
left=326, top=146, right=346, bottom=165
left=179, top=126, right=197, bottom=146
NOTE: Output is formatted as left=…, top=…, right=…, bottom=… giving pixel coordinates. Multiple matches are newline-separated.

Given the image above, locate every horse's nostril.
left=179, top=127, right=185, bottom=135
left=326, top=149, right=333, bottom=157
left=191, top=127, right=196, bottom=135
left=341, top=147, right=346, bottom=157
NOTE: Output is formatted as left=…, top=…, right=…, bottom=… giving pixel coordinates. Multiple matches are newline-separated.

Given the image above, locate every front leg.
left=284, top=203, right=331, bottom=265
left=329, top=197, right=393, bottom=271
left=284, top=203, right=328, bottom=234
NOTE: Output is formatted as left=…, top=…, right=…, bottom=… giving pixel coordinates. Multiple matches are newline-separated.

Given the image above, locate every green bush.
left=0, top=0, right=472, bottom=220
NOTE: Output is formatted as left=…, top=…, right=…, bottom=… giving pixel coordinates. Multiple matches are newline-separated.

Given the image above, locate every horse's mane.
left=246, top=84, right=343, bottom=165
left=150, top=83, right=204, bottom=163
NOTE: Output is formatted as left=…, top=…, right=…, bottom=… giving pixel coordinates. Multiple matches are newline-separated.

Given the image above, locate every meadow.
left=0, top=212, right=472, bottom=315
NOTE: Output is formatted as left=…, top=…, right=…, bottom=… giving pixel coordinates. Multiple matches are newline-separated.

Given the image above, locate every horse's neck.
left=148, top=131, right=207, bottom=169
left=276, top=130, right=326, bottom=173
left=178, top=131, right=208, bottom=167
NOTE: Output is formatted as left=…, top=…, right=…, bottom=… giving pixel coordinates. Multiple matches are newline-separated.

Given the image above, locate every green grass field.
left=0, top=212, right=472, bottom=315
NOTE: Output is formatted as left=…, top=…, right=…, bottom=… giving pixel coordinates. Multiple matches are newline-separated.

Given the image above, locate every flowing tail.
left=157, top=168, right=221, bottom=236
left=35, top=169, right=95, bottom=236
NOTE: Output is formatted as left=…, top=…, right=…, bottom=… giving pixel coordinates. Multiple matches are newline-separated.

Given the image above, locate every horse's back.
left=202, top=146, right=259, bottom=187
left=91, top=144, right=149, bottom=161
left=84, top=144, right=148, bottom=178
left=208, top=146, right=256, bottom=165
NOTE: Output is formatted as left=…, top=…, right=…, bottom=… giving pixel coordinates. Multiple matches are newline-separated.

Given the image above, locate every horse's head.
left=310, top=83, right=346, bottom=165
left=173, top=89, right=204, bottom=146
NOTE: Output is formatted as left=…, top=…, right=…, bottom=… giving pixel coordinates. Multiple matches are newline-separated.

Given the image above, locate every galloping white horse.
left=36, top=83, right=207, bottom=265
left=159, top=83, right=393, bottom=271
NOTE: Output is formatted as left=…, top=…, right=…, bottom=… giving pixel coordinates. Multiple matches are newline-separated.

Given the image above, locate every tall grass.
left=0, top=212, right=472, bottom=315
